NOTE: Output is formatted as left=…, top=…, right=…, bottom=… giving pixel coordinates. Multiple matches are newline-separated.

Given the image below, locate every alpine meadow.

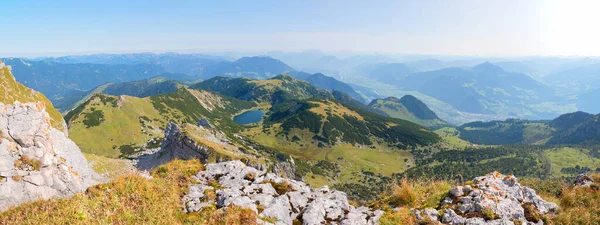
left=2, top=1, right=600, bottom=225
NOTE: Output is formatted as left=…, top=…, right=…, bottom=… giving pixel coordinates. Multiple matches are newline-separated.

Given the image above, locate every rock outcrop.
left=197, top=118, right=213, bottom=128
left=0, top=101, right=96, bottom=211
left=415, top=172, right=558, bottom=225
left=271, top=159, right=303, bottom=181
left=183, top=161, right=384, bottom=225
left=135, top=122, right=211, bottom=170
left=574, top=173, right=594, bottom=187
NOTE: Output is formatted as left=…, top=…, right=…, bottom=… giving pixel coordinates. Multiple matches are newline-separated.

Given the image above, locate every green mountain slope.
left=64, top=88, right=255, bottom=158
left=191, top=74, right=333, bottom=103
left=368, top=95, right=447, bottom=129
left=266, top=98, right=440, bottom=148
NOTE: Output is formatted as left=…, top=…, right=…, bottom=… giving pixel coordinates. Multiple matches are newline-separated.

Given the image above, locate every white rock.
left=0, top=102, right=96, bottom=211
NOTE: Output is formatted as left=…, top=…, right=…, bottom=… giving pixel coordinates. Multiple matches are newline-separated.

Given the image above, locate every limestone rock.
left=271, top=161, right=303, bottom=181
left=198, top=118, right=213, bottom=128
left=0, top=102, right=96, bottom=211
left=183, top=161, right=383, bottom=225
left=418, top=172, right=558, bottom=225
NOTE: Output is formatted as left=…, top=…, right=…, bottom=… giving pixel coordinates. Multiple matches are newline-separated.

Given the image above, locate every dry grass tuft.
left=378, top=178, right=454, bottom=209
left=379, top=207, right=418, bottom=225
left=263, top=180, right=295, bottom=195
left=552, top=182, right=600, bottom=225
left=14, top=155, right=42, bottom=171
left=374, top=177, right=454, bottom=224
left=0, top=160, right=258, bottom=225
left=193, top=206, right=258, bottom=225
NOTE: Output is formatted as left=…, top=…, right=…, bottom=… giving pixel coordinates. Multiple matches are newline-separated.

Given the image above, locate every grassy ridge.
left=68, top=95, right=165, bottom=158
left=0, top=64, right=65, bottom=131
left=66, top=88, right=255, bottom=158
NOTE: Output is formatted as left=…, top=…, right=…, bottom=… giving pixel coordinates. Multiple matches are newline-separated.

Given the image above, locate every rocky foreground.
left=183, top=160, right=384, bottom=225
left=415, top=172, right=558, bottom=225
left=0, top=102, right=96, bottom=211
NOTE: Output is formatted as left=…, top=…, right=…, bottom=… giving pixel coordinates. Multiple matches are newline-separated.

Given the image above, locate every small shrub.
left=82, top=109, right=105, bottom=128
left=257, top=204, right=265, bottom=213
left=263, top=180, right=295, bottom=195
left=204, top=189, right=217, bottom=202
left=293, top=218, right=303, bottom=225
left=14, top=155, right=42, bottom=171
left=259, top=216, right=277, bottom=223
left=155, top=165, right=169, bottom=178
left=390, top=179, right=417, bottom=207
left=482, top=207, right=499, bottom=220
left=244, top=172, right=256, bottom=181
left=522, top=203, right=541, bottom=222
left=379, top=207, right=418, bottom=225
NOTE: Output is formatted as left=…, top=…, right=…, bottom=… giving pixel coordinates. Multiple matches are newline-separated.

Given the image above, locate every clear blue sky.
left=0, top=0, right=597, bottom=57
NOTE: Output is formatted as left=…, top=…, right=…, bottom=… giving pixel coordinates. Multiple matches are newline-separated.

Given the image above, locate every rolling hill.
left=368, top=95, right=447, bottom=129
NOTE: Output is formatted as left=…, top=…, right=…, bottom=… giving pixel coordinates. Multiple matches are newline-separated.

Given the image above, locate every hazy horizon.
left=2, top=0, right=600, bottom=57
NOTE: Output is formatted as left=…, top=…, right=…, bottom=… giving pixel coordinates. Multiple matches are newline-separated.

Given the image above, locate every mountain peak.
left=472, top=61, right=504, bottom=72
left=271, top=73, right=295, bottom=81
left=382, top=96, right=400, bottom=102
left=235, top=56, right=286, bottom=64
left=399, top=95, right=440, bottom=120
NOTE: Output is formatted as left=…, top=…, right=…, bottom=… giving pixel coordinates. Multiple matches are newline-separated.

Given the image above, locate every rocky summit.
left=183, top=160, right=384, bottom=225
left=415, top=171, right=558, bottom=225
left=0, top=101, right=96, bottom=211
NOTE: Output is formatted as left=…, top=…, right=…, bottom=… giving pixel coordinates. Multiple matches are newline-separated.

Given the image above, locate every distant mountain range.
left=300, top=73, right=367, bottom=103
left=359, top=61, right=568, bottom=120
left=55, top=76, right=189, bottom=112
left=33, top=52, right=227, bottom=77
left=10, top=53, right=600, bottom=125
left=0, top=58, right=167, bottom=100
left=199, top=56, right=295, bottom=80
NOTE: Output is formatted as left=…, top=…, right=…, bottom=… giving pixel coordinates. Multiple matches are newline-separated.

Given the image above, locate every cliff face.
left=135, top=122, right=211, bottom=170
left=0, top=102, right=96, bottom=211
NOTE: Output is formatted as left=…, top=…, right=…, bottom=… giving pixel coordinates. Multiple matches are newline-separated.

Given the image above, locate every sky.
left=0, top=0, right=598, bottom=57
